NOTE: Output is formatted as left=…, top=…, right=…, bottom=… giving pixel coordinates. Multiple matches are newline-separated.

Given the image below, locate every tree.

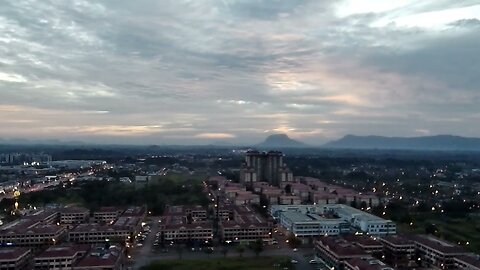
left=249, top=239, right=264, bottom=258
left=235, top=244, right=245, bottom=258
left=221, top=246, right=229, bottom=258
left=175, top=244, right=184, bottom=259
left=286, top=233, right=301, bottom=249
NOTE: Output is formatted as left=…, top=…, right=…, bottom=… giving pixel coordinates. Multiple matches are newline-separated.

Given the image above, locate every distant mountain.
left=257, top=134, right=307, bottom=148
left=0, top=138, right=85, bottom=145
left=324, top=135, right=480, bottom=151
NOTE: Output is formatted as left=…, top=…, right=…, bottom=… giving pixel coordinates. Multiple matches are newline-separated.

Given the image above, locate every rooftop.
left=0, top=248, right=30, bottom=261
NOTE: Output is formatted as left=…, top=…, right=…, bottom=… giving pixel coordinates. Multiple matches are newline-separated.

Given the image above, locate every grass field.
left=140, top=257, right=292, bottom=270
left=398, top=213, right=480, bottom=253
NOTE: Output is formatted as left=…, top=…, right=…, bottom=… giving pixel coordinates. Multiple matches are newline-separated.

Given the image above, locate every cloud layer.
left=1, top=0, right=479, bottom=144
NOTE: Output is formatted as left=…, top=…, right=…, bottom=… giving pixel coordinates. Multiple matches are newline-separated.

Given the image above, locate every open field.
left=140, top=257, right=292, bottom=270
left=398, top=213, right=480, bottom=253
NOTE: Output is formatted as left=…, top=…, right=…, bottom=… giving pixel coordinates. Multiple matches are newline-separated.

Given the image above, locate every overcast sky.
left=1, top=0, right=479, bottom=145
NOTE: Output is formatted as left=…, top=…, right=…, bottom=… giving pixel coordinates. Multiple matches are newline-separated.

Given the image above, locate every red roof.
left=36, top=245, right=90, bottom=259
left=0, top=248, right=30, bottom=261
left=317, top=237, right=368, bottom=258
left=345, top=258, right=394, bottom=270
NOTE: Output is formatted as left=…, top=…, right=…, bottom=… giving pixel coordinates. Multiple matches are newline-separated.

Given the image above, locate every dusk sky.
left=1, top=0, right=480, bottom=145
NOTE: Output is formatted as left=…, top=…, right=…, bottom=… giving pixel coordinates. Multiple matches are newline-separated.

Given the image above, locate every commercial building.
left=0, top=248, right=31, bottom=270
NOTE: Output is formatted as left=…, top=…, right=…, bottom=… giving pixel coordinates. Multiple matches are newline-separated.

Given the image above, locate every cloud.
left=0, top=0, right=479, bottom=144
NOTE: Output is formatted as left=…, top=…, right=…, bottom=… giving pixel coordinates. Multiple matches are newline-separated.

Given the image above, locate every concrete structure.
left=69, top=224, right=130, bottom=244
left=159, top=205, right=213, bottom=244
left=455, top=255, right=480, bottom=270
left=279, top=211, right=344, bottom=237
left=59, top=207, right=89, bottom=227
left=409, top=235, right=469, bottom=269
left=240, top=151, right=292, bottom=187
left=73, top=245, right=124, bottom=270
left=324, top=205, right=396, bottom=236
left=315, top=237, right=371, bottom=269
left=380, top=235, right=416, bottom=268
left=0, top=219, right=66, bottom=246
left=344, top=258, right=394, bottom=270
left=0, top=248, right=31, bottom=270
left=34, top=245, right=89, bottom=269
left=220, top=205, right=272, bottom=244
left=93, top=207, right=124, bottom=224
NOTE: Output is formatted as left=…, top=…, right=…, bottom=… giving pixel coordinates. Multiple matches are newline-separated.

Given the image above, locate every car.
left=293, top=248, right=298, bottom=252
left=309, top=259, right=318, bottom=264
left=136, top=243, right=143, bottom=247
left=291, top=259, right=298, bottom=264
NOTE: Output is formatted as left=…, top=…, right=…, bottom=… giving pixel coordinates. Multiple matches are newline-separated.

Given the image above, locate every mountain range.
left=323, top=134, right=480, bottom=151
left=3, top=134, right=480, bottom=151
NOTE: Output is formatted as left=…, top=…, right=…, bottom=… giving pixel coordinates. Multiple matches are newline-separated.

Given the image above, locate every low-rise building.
left=325, top=204, right=396, bottom=236
left=455, top=255, right=480, bottom=270
left=93, top=207, right=124, bottom=224
left=59, top=207, right=89, bottom=226
left=69, top=224, right=130, bottom=244
left=220, top=205, right=272, bottom=244
left=410, top=235, right=469, bottom=269
left=380, top=235, right=416, bottom=268
left=279, top=211, right=344, bottom=238
left=279, top=195, right=301, bottom=205
left=0, top=219, right=66, bottom=246
left=0, top=248, right=31, bottom=270
left=73, top=245, right=124, bottom=270
left=344, top=258, right=394, bottom=270
left=343, top=235, right=383, bottom=258
left=315, top=237, right=371, bottom=269
left=34, top=245, right=89, bottom=270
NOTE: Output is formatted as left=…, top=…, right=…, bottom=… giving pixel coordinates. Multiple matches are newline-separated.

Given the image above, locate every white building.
left=279, top=211, right=344, bottom=237
left=324, top=204, right=396, bottom=236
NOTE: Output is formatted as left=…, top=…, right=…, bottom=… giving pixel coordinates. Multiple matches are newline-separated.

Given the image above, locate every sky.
left=1, top=0, right=480, bottom=145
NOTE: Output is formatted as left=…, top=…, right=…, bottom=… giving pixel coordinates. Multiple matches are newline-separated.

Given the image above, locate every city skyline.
left=1, top=1, right=480, bottom=145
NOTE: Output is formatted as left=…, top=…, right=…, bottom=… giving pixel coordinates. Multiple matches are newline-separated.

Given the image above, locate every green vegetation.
left=140, top=257, right=292, bottom=270
left=376, top=201, right=480, bottom=253
left=7, top=174, right=209, bottom=215
left=398, top=213, right=480, bottom=253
